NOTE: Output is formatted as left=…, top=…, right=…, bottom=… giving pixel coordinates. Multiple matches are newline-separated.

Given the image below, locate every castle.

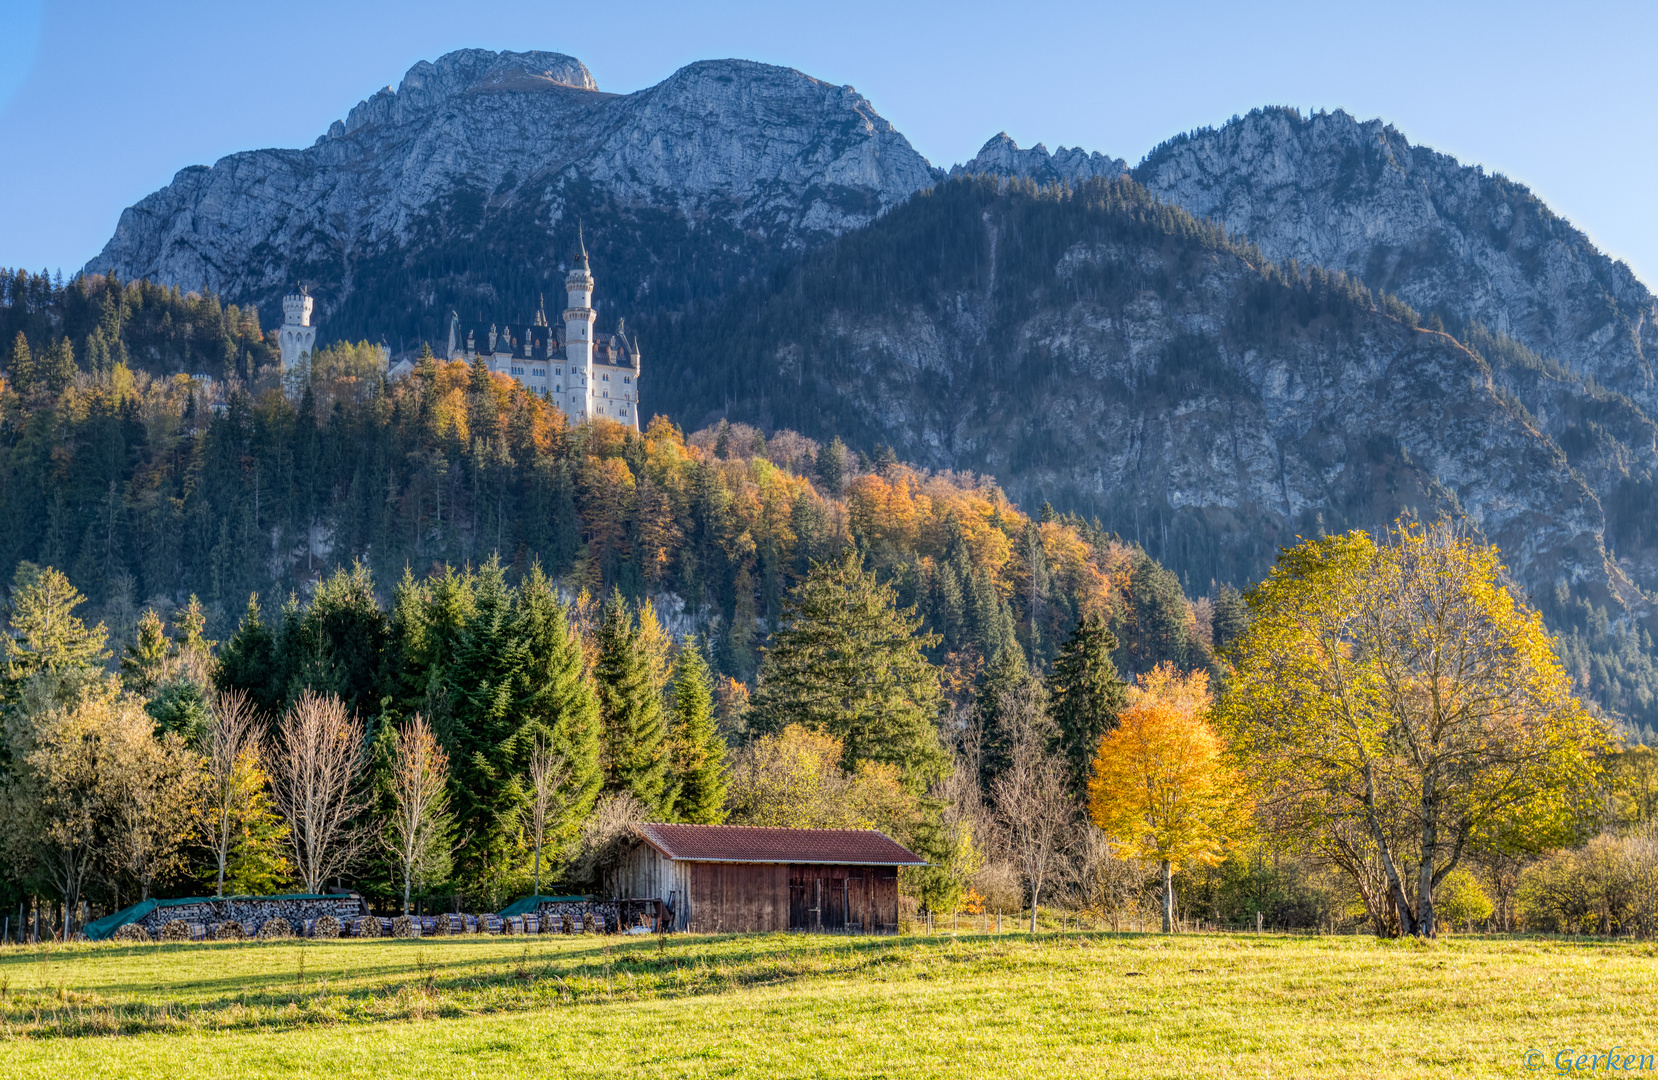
left=278, top=288, right=316, bottom=371
left=445, top=233, right=642, bottom=430
left=280, top=233, right=642, bottom=430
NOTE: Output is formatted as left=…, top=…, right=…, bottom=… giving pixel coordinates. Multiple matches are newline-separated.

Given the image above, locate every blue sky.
left=2, top=0, right=1655, bottom=285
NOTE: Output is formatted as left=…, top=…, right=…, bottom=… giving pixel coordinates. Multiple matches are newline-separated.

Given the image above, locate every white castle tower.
left=444, top=227, right=643, bottom=429
left=279, top=287, right=316, bottom=371
left=562, top=230, right=597, bottom=418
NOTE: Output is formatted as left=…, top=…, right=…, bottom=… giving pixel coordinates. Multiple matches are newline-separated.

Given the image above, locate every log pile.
left=134, top=896, right=364, bottom=938
left=312, top=915, right=342, bottom=939
left=113, top=923, right=151, bottom=943
left=257, top=918, right=292, bottom=939
left=159, top=920, right=192, bottom=942
left=391, top=915, right=417, bottom=938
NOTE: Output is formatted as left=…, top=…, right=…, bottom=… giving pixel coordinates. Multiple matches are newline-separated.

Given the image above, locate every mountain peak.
left=951, top=132, right=1126, bottom=185
left=329, top=49, right=597, bottom=139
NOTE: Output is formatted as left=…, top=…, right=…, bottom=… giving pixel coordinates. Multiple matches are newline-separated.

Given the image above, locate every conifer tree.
left=121, top=609, right=170, bottom=695
left=215, top=595, right=280, bottom=720
left=7, top=332, right=33, bottom=395
left=974, top=644, right=1036, bottom=790
left=669, top=635, right=727, bottom=824
left=1047, top=613, right=1127, bottom=794
left=1, top=565, right=109, bottom=712
left=442, top=556, right=521, bottom=888
left=595, top=589, right=670, bottom=812
left=754, top=550, right=947, bottom=791
left=510, top=564, right=602, bottom=844
left=43, top=337, right=76, bottom=395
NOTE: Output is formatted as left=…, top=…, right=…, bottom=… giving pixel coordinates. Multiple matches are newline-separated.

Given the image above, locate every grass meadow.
left=0, top=929, right=1653, bottom=1078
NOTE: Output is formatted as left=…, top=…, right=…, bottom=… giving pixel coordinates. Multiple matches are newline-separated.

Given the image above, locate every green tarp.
left=83, top=894, right=342, bottom=941
left=498, top=894, right=591, bottom=917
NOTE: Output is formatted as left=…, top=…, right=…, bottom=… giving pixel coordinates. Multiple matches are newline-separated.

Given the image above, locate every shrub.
left=1436, top=869, right=1494, bottom=931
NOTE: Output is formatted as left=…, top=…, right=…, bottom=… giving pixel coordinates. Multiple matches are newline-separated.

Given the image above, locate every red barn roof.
left=632, top=823, right=925, bottom=866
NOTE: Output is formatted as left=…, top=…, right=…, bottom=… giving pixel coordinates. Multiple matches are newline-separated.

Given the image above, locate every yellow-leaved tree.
left=1088, top=664, right=1251, bottom=932
left=1214, top=520, right=1607, bottom=938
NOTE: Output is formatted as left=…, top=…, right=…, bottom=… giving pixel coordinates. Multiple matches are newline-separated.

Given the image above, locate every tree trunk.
left=1415, top=775, right=1439, bottom=938
left=1161, top=860, right=1174, bottom=934
left=1030, top=885, right=1039, bottom=934
left=533, top=844, right=542, bottom=898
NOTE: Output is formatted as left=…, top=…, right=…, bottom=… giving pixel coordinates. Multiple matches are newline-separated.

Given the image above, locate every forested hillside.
left=642, top=176, right=1658, bottom=737
left=0, top=287, right=1209, bottom=695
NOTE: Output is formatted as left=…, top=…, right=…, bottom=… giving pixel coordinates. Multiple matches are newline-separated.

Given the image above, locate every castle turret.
left=564, top=228, right=597, bottom=380
left=279, top=287, right=316, bottom=371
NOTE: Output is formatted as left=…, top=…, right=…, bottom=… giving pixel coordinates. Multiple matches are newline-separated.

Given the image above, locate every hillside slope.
left=651, top=178, right=1643, bottom=652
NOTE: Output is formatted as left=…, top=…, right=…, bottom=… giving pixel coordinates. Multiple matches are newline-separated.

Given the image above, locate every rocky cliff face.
left=1134, top=108, right=1657, bottom=414
left=85, top=49, right=938, bottom=341
left=951, top=133, right=1127, bottom=186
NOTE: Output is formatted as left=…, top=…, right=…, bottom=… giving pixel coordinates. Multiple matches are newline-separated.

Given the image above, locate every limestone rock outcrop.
left=951, top=132, right=1128, bottom=186
left=85, top=49, right=938, bottom=338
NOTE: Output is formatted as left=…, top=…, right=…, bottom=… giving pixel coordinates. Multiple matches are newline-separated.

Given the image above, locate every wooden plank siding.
left=788, top=865, right=898, bottom=932
left=687, top=863, right=789, bottom=933
left=607, top=834, right=907, bottom=934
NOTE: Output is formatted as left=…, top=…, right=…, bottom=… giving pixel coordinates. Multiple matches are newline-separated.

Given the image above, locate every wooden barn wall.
left=609, top=843, right=692, bottom=928
left=787, top=865, right=898, bottom=932
left=686, top=862, right=789, bottom=934
left=609, top=847, right=904, bottom=933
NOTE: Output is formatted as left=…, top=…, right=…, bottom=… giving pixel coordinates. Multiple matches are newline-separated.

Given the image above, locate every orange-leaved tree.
left=1088, top=665, right=1250, bottom=932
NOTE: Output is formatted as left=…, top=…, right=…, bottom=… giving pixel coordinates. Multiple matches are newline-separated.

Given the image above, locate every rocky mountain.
left=1133, top=108, right=1657, bottom=412
left=959, top=109, right=1658, bottom=626
left=85, top=49, right=938, bottom=343
left=950, top=133, right=1127, bottom=186
left=652, top=176, right=1657, bottom=721
left=72, top=55, right=1658, bottom=724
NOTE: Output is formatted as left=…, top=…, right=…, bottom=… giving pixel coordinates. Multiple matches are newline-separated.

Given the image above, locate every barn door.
left=788, top=866, right=809, bottom=930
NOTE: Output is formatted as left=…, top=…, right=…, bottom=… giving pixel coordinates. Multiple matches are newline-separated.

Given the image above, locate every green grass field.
left=0, top=929, right=1653, bottom=1078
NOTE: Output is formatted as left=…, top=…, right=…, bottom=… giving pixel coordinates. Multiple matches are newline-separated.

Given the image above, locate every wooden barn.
left=609, top=824, right=925, bottom=934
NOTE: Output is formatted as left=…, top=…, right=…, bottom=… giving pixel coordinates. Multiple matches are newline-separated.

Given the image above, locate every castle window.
left=624, top=376, right=631, bottom=383
left=603, top=374, right=610, bottom=381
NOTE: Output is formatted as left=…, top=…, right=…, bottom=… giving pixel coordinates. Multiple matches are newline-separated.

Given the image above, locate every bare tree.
left=989, top=681, right=1075, bottom=932
left=200, top=690, right=262, bottom=897
left=383, top=714, right=452, bottom=915
left=523, top=736, right=569, bottom=897
left=270, top=691, right=366, bottom=894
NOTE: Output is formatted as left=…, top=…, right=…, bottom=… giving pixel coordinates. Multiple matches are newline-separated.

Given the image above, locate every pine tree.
left=215, top=595, right=281, bottom=720
left=1047, top=613, right=1127, bottom=794
left=511, top=564, right=602, bottom=845
left=1211, top=584, right=1250, bottom=654
left=669, top=635, right=727, bottom=824
left=595, top=589, right=670, bottom=812
left=171, top=594, right=215, bottom=661
left=121, top=608, right=170, bottom=695
left=974, top=644, right=1035, bottom=790
left=442, top=556, right=521, bottom=890
left=43, top=337, right=76, bottom=395
left=753, top=550, right=947, bottom=791
left=1, top=564, right=110, bottom=711
left=7, top=332, right=33, bottom=395
left=816, top=436, right=848, bottom=495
